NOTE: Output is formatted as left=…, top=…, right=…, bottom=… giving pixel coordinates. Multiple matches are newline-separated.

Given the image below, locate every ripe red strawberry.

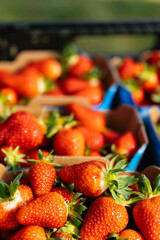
left=16, top=192, right=68, bottom=228
left=34, top=58, right=62, bottom=81
left=103, top=129, right=121, bottom=144
left=0, top=111, right=44, bottom=151
left=75, top=125, right=105, bottom=151
left=0, top=173, right=34, bottom=231
left=1, top=67, right=49, bottom=98
left=28, top=150, right=56, bottom=197
left=142, top=71, right=159, bottom=92
left=8, top=225, right=46, bottom=240
left=133, top=174, right=160, bottom=240
left=0, top=87, right=18, bottom=105
left=68, top=55, right=94, bottom=78
left=87, top=150, right=101, bottom=157
left=80, top=197, right=129, bottom=240
left=52, top=187, right=73, bottom=204
left=28, top=149, right=50, bottom=160
left=112, top=131, right=138, bottom=158
left=67, top=103, right=106, bottom=132
left=53, top=128, right=85, bottom=156
left=132, top=88, right=145, bottom=105
left=57, top=77, right=90, bottom=94
left=119, top=229, right=145, bottom=240
left=58, top=157, right=135, bottom=198
left=74, top=85, right=103, bottom=105
left=0, top=70, right=11, bottom=86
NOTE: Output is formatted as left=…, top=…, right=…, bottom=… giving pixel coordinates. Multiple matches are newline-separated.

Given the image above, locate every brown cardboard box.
left=14, top=98, right=148, bottom=170
left=0, top=50, right=117, bottom=107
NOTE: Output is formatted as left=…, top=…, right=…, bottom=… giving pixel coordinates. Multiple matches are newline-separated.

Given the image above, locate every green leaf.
left=114, top=158, right=128, bottom=169
left=153, top=174, right=160, bottom=195
left=71, top=217, right=82, bottom=228
left=0, top=180, right=9, bottom=200
left=38, top=149, right=43, bottom=160
left=76, top=204, right=87, bottom=214
left=107, top=232, right=118, bottom=238
left=138, top=174, right=153, bottom=196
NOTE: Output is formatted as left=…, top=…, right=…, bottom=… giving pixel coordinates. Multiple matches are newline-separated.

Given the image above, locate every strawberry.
left=103, top=129, right=121, bottom=144
left=67, top=103, right=106, bottom=132
left=16, top=192, right=68, bottom=228
left=52, top=187, right=73, bottom=204
left=133, top=174, right=160, bottom=240
left=58, top=156, right=136, bottom=197
left=0, top=111, right=44, bottom=151
left=75, top=125, right=105, bottom=151
left=0, top=70, right=11, bottom=85
left=57, top=77, right=90, bottom=94
left=28, top=150, right=57, bottom=197
left=53, top=128, right=85, bottom=156
left=108, top=229, right=144, bottom=240
left=112, top=131, right=138, bottom=159
left=0, top=173, right=34, bottom=231
left=142, top=71, right=159, bottom=92
left=119, top=229, right=145, bottom=240
left=80, top=196, right=129, bottom=240
left=8, top=225, right=46, bottom=240
left=1, top=67, right=51, bottom=98
left=87, top=150, right=101, bottom=157
left=52, top=221, right=80, bottom=240
left=68, top=55, right=94, bottom=78
left=74, top=85, right=103, bottom=105
left=30, top=58, right=62, bottom=81
left=118, top=57, right=136, bottom=80
left=0, top=87, right=18, bottom=105
left=132, top=88, right=145, bottom=105
left=28, top=149, right=50, bottom=160
left=0, top=146, right=27, bottom=172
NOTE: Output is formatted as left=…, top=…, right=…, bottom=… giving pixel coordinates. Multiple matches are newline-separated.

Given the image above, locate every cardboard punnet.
left=0, top=50, right=118, bottom=110
left=110, top=56, right=160, bottom=116
left=13, top=96, right=148, bottom=171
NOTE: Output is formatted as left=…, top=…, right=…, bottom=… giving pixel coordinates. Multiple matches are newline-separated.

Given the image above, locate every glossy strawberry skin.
left=75, top=125, right=105, bottom=151
left=68, top=55, right=94, bottom=78
left=53, top=232, right=72, bottom=240
left=52, top=187, right=73, bottom=204
left=74, top=85, right=103, bottom=105
left=16, top=192, right=68, bottom=228
left=0, top=87, right=18, bottom=105
left=58, top=161, right=106, bottom=197
left=29, top=161, right=56, bottom=197
left=87, top=150, right=101, bottom=157
left=80, top=197, right=129, bottom=240
left=120, top=229, right=145, bottom=240
left=103, top=129, right=121, bottom=144
left=67, top=103, right=106, bottom=132
left=0, top=111, right=44, bottom=151
left=57, top=77, right=90, bottom=94
left=8, top=225, right=46, bottom=240
left=2, top=67, right=44, bottom=98
left=113, top=131, right=138, bottom=158
left=28, top=150, right=50, bottom=160
left=53, top=128, right=85, bottom=156
left=0, top=185, right=34, bottom=231
left=133, top=196, right=160, bottom=240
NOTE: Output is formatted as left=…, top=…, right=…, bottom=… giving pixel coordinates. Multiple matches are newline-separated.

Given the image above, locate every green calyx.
left=2, top=146, right=26, bottom=174
left=44, top=110, right=79, bottom=138
left=82, top=67, right=102, bottom=81
left=104, top=154, right=139, bottom=206
left=68, top=191, right=87, bottom=226
left=136, top=174, right=160, bottom=199
left=0, top=172, right=23, bottom=202
left=29, top=149, right=62, bottom=168
left=107, top=233, right=127, bottom=240
left=121, top=78, right=141, bottom=93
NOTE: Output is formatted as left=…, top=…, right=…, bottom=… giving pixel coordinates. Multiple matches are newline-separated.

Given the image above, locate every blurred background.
left=0, top=0, right=160, bottom=56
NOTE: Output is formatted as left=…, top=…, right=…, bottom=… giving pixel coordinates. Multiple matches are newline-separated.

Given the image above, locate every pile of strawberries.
left=0, top=151, right=159, bottom=240
left=117, top=55, right=160, bottom=106
left=0, top=46, right=104, bottom=107
left=0, top=102, right=138, bottom=170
